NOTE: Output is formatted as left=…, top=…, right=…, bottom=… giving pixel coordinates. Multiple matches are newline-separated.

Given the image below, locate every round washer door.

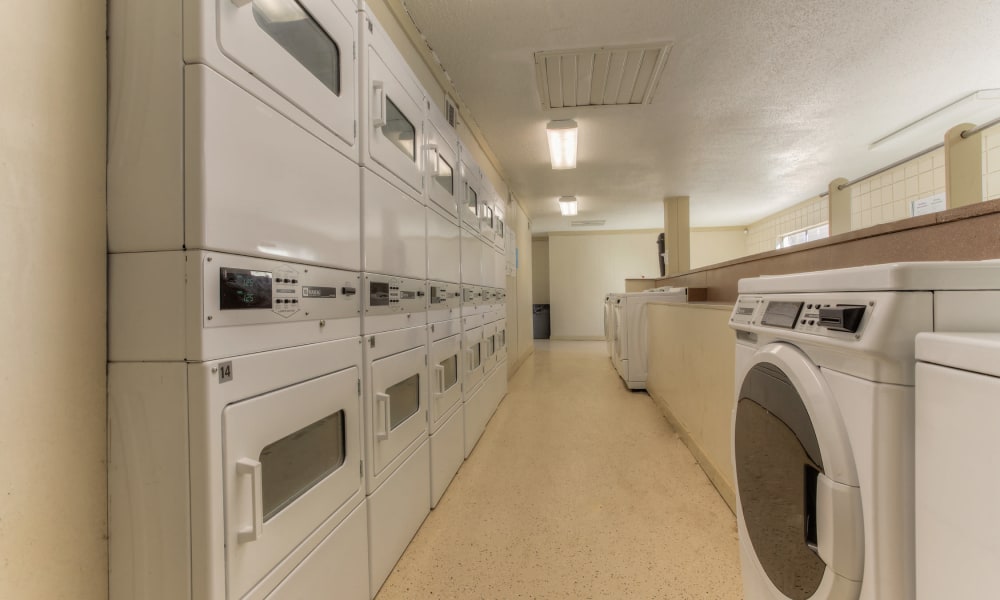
left=734, top=342, right=864, bottom=600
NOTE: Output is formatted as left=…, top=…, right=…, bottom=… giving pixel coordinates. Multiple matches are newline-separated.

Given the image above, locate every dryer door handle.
left=424, top=144, right=440, bottom=176
left=372, top=81, right=386, bottom=128
left=433, top=364, right=446, bottom=396
left=375, top=392, right=391, bottom=440
left=236, top=458, right=263, bottom=543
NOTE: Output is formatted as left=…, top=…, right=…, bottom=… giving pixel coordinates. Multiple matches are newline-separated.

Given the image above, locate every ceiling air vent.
left=445, top=96, right=458, bottom=127
left=571, top=219, right=606, bottom=227
left=534, top=43, right=671, bottom=109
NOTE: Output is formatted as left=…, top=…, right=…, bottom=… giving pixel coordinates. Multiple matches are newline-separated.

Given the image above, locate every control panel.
left=429, top=281, right=461, bottom=311
left=205, top=255, right=359, bottom=328
left=731, top=295, right=872, bottom=340
left=364, top=274, right=426, bottom=316
left=462, top=285, right=482, bottom=305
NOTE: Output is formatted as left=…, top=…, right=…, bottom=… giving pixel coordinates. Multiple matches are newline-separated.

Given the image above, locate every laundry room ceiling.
left=399, top=0, right=1000, bottom=233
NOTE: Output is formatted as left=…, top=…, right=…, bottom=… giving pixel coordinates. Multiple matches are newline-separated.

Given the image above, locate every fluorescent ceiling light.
left=547, top=120, right=578, bottom=169
left=869, top=89, right=1000, bottom=151
left=558, top=196, right=578, bottom=216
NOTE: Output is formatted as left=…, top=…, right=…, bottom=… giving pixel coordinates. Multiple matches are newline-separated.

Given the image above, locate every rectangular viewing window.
left=253, top=0, right=341, bottom=95
left=434, top=156, right=454, bottom=195
left=467, top=187, right=479, bottom=215
left=442, top=354, right=458, bottom=391
left=471, top=344, right=481, bottom=369
left=260, top=411, right=345, bottom=522
left=387, top=374, right=420, bottom=430
left=485, top=335, right=495, bottom=357
left=382, top=97, right=415, bottom=161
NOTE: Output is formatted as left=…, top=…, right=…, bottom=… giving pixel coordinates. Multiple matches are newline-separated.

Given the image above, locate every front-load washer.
left=914, top=332, right=1000, bottom=599
left=479, top=179, right=498, bottom=245
left=428, top=317, right=465, bottom=507
left=462, top=314, right=487, bottom=457
left=729, top=260, right=1000, bottom=600
left=109, top=337, right=368, bottom=600
left=612, top=287, right=691, bottom=389
left=459, top=144, right=483, bottom=232
left=362, top=323, right=430, bottom=597
left=109, top=250, right=361, bottom=362
left=109, top=0, right=361, bottom=269
left=424, top=105, right=460, bottom=221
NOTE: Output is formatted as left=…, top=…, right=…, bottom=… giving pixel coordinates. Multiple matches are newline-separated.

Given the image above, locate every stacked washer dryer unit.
left=424, top=102, right=466, bottom=509
left=108, top=0, right=368, bottom=598
left=728, top=261, right=1000, bottom=600
left=358, top=5, right=433, bottom=596
left=458, top=147, right=509, bottom=457
left=611, top=287, right=690, bottom=389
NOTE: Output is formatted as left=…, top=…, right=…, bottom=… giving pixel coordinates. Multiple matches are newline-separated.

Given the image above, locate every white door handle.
left=433, top=364, right=446, bottom=396
left=372, top=81, right=386, bottom=128
left=236, top=458, right=263, bottom=543
left=424, top=144, right=440, bottom=176
left=375, top=392, right=391, bottom=440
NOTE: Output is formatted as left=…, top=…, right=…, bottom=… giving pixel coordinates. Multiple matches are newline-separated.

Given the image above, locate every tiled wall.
left=983, top=123, right=1000, bottom=202
left=744, top=195, right=828, bottom=255
left=849, top=148, right=946, bottom=230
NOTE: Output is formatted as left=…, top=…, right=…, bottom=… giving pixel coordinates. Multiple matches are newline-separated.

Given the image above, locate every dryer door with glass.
left=460, top=156, right=482, bottom=231
left=425, top=114, right=459, bottom=219
left=223, top=364, right=361, bottom=599
left=734, top=343, right=863, bottom=600
left=214, top=0, right=357, bottom=147
left=368, top=346, right=427, bottom=481
left=463, top=325, right=485, bottom=393
left=429, top=332, right=463, bottom=432
left=495, top=319, right=508, bottom=364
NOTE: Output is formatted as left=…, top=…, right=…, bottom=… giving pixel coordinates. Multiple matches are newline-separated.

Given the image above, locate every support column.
left=663, top=196, right=690, bottom=276
left=828, top=177, right=851, bottom=235
left=945, top=123, right=983, bottom=209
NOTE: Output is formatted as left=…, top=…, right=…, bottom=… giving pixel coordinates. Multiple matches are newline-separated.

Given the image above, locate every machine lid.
left=916, top=332, right=1000, bottom=377
left=738, top=260, right=1000, bottom=294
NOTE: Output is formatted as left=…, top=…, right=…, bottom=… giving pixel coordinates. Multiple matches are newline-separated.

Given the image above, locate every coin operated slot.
left=818, top=305, right=866, bottom=333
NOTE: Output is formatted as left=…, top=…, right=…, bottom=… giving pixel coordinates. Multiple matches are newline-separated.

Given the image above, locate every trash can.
left=657, top=233, right=666, bottom=277
left=532, top=304, right=550, bottom=339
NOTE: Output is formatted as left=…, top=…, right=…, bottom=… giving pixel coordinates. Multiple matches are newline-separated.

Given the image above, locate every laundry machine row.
left=610, top=287, right=692, bottom=390
left=728, top=260, right=1000, bottom=600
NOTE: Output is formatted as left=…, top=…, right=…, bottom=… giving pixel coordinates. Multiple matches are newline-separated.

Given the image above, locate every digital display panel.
left=761, top=301, right=803, bottom=329
left=220, top=268, right=272, bottom=310
left=370, top=281, right=391, bottom=307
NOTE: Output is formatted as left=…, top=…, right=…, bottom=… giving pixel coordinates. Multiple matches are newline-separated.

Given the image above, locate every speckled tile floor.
left=375, top=340, right=744, bottom=599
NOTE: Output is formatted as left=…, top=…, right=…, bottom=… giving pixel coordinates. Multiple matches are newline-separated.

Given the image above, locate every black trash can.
left=657, top=233, right=666, bottom=277
left=532, top=304, right=550, bottom=339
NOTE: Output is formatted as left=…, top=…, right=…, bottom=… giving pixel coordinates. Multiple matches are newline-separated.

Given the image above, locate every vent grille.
left=445, top=96, right=458, bottom=127
left=534, top=43, right=671, bottom=109
left=571, top=219, right=606, bottom=227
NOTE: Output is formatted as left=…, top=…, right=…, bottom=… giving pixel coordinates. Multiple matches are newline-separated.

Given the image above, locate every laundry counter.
left=645, top=302, right=736, bottom=513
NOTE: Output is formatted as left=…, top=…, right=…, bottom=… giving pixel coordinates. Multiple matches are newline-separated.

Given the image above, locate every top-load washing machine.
left=729, top=260, right=1000, bottom=600
left=611, top=287, right=691, bottom=389
left=359, top=3, right=428, bottom=280
left=109, top=0, right=362, bottom=270
left=914, top=332, right=1000, bottom=599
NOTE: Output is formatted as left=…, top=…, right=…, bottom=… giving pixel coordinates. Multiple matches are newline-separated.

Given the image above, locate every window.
left=387, top=374, right=419, bottom=430
left=434, top=156, right=454, bottom=195
left=776, top=223, right=829, bottom=250
left=253, top=0, right=341, bottom=95
left=441, top=355, right=458, bottom=392
left=382, top=98, right=416, bottom=161
left=259, top=411, right=345, bottom=521
left=470, top=343, right=481, bottom=369
left=466, top=187, right=479, bottom=216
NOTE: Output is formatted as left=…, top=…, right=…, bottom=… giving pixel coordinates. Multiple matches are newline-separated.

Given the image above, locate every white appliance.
left=729, top=260, right=1000, bottom=600
left=611, top=287, right=691, bottom=389
left=914, top=332, right=1000, bottom=599
left=459, top=143, right=484, bottom=233
left=108, top=0, right=362, bottom=270
left=110, top=339, right=367, bottom=600
left=361, top=273, right=430, bottom=597
left=604, top=293, right=620, bottom=358
left=462, top=314, right=487, bottom=457
left=425, top=106, right=462, bottom=284
left=358, top=5, right=427, bottom=280
left=427, top=317, right=465, bottom=508
left=479, top=179, right=497, bottom=245
left=493, top=202, right=507, bottom=252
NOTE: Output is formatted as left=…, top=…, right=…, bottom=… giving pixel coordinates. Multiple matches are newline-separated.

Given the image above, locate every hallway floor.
left=375, top=340, right=744, bottom=599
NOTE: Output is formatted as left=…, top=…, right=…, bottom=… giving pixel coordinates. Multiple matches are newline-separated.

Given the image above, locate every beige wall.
left=690, top=228, right=747, bottom=268
left=532, top=238, right=550, bottom=304
left=645, top=304, right=737, bottom=512
left=548, top=231, right=660, bottom=339
left=0, top=4, right=107, bottom=599
left=508, top=199, right=534, bottom=372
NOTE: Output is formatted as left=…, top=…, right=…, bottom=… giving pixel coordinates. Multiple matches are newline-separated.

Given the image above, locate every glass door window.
left=369, top=345, right=427, bottom=480
left=253, top=0, right=341, bottom=95
left=382, top=97, right=416, bottom=161
left=433, top=155, right=454, bottom=196
left=386, top=374, right=419, bottom=430
left=441, top=354, right=458, bottom=391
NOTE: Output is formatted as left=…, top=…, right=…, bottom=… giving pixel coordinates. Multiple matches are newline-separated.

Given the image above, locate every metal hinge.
left=360, top=461, right=364, bottom=478
left=358, top=379, right=361, bottom=396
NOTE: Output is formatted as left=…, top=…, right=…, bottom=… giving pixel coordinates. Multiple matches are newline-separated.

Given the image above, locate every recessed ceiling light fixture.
left=558, top=196, right=578, bottom=216
left=547, top=119, right=578, bottom=169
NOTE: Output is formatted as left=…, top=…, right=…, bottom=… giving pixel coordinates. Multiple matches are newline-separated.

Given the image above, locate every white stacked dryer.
left=728, top=260, right=1000, bottom=600
left=611, top=287, right=691, bottom=389
left=361, top=273, right=430, bottom=597
left=109, top=253, right=368, bottom=600
left=461, top=283, right=488, bottom=457
left=427, top=281, right=465, bottom=508
left=359, top=4, right=427, bottom=281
